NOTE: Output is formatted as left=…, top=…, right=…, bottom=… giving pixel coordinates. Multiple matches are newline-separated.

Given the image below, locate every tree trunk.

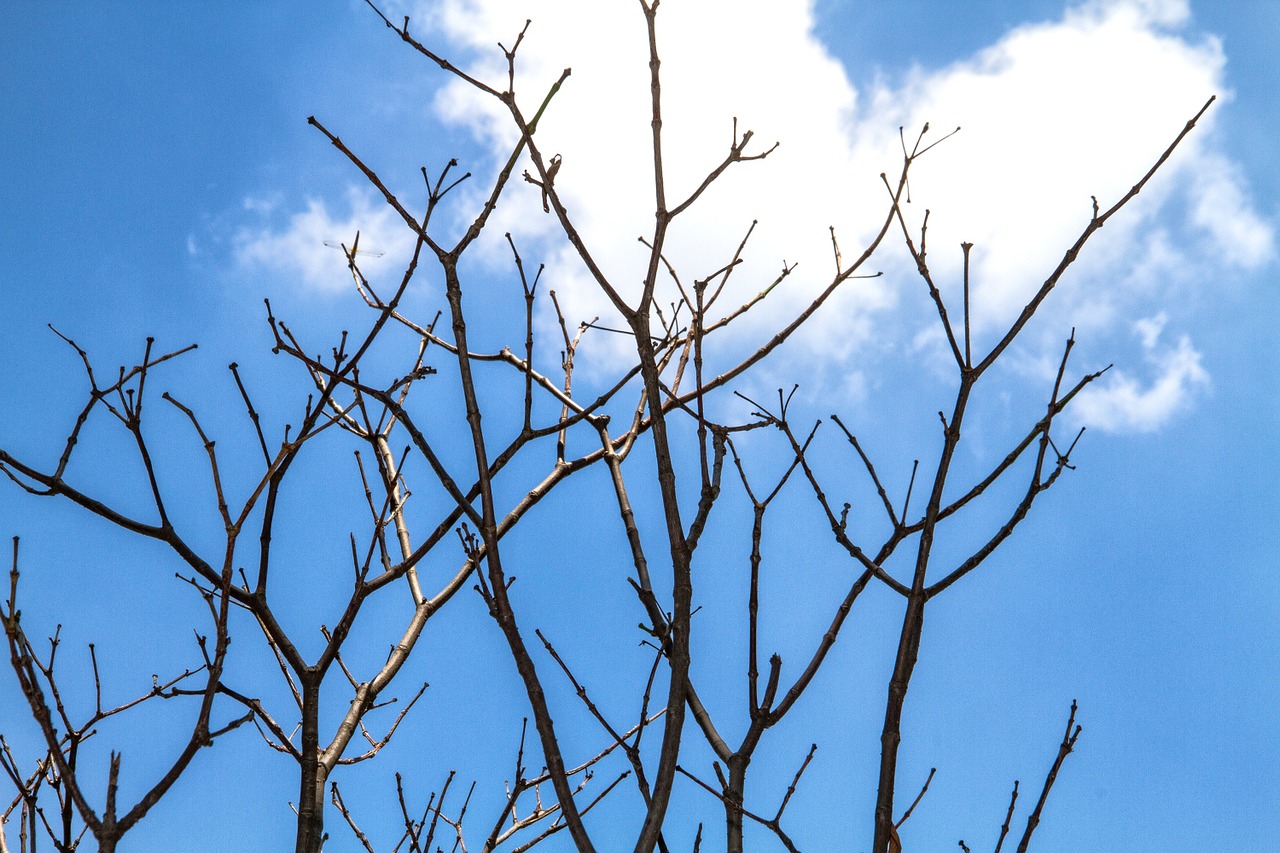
left=631, top=314, right=693, bottom=853
left=872, top=593, right=925, bottom=853
left=725, top=757, right=748, bottom=853
left=295, top=678, right=327, bottom=853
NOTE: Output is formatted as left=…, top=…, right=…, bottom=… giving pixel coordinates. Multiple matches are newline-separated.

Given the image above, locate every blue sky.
left=1, top=1, right=1277, bottom=850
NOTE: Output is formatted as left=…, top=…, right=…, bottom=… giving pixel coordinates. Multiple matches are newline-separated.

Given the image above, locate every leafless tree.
left=0, top=4, right=1211, bottom=852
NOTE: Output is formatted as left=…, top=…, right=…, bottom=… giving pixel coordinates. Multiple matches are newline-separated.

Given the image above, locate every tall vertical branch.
left=869, top=99, right=1211, bottom=850
left=1016, top=702, right=1081, bottom=853
left=631, top=5, right=697, bottom=850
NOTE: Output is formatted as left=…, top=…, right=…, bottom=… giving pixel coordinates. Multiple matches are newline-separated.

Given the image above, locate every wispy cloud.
left=1075, top=312, right=1210, bottom=431
left=233, top=186, right=414, bottom=295
left=1188, top=152, right=1275, bottom=268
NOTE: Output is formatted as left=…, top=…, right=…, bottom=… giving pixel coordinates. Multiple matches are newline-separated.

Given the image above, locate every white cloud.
left=1074, top=313, right=1209, bottom=431
left=233, top=186, right=416, bottom=295
left=1188, top=152, right=1275, bottom=268
left=247, top=0, right=1269, bottom=432
left=1134, top=312, right=1169, bottom=349
left=847, top=0, right=1265, bottom=332
left=424, top=0, right=882, bottom=369
left=417, top=0, right=1268, bottom=426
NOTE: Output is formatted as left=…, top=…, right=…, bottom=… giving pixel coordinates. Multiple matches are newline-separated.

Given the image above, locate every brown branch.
left=976, top=97, right=1215, bottom=376
left=895, top=766, right=936, bottom=829
left=993, top=780, right=1019, bottom=853
left=1016, top=702, right=1081, bottom=853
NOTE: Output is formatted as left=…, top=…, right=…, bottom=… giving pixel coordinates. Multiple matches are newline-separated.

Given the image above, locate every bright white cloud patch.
left=853, top=0, right=1271, bottom=321
left=423, top=0, right=882, bottom=373
left=240, top=0, right=1270, bottom=431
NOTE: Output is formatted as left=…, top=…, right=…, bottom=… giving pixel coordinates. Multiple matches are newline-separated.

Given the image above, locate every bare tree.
left=0, top=4, right=1211, bottom=852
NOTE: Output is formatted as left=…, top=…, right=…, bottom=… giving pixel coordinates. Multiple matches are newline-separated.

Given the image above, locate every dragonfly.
left=324, top=231, right=385, bottom=259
